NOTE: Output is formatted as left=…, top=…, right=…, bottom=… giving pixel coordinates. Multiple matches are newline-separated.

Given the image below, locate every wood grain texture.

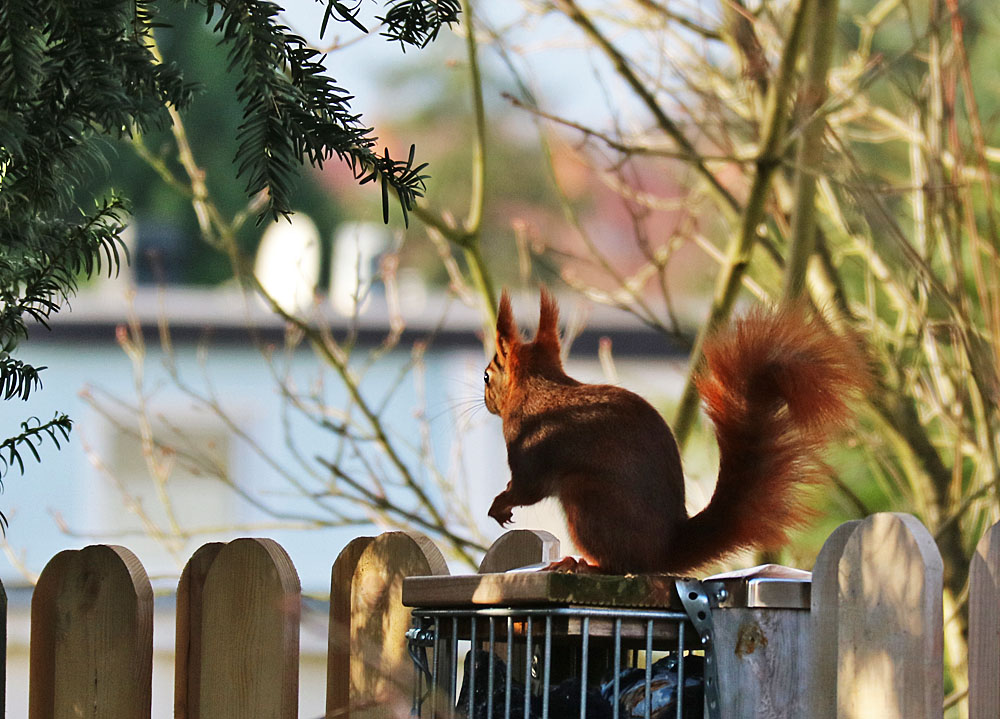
left=350, top=531, right=448, bottom=719
left=478, top=529, right=560, bottom=573
left=174, top=542, right=225, bottom=719
left=836, top=513, right=943, bottom=719
left=402, top=571, right=682, bottom=609
left=196, top=538, right=301, bottom=719
left=969, top=520, right=1000, bottom=719
left=714, top=606, right=810, bottom=718
left=28, top=545, right=153, bottom=719
left=327, top=536, right=374, bottom=719
left=28, top=550, right=70, bottom=719
left=809, top=520, right=861, bottom=719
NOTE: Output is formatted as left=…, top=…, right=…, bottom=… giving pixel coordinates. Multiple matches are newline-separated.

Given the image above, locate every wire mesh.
left=408, top=606, right=708, bottom=719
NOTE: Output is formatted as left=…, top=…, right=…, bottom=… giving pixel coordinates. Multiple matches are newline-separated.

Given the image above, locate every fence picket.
left=478, top=529, right=560, bottom=573
left=835, top=513, right=943, bottom=719
left=346, top=531, right=448, bottom=718
left=181, top=538, right=301, bottom=719
left=969, top=520, right=1000, bottom=718
left=28, top=545, right=153, bottom=719
left=809, top=520, right=861, bottom=719
left=175, top=542, right=225, bottom=719
left=327, top=536, right=375, bottom=719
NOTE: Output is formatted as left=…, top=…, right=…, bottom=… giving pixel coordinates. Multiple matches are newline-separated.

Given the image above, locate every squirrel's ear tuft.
left=496, top=290, right=519, bottom=359
left=535, top=287, right=561, bottom=354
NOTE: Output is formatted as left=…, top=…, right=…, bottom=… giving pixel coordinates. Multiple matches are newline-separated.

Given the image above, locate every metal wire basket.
left=404, top=575, right=722, bottom=719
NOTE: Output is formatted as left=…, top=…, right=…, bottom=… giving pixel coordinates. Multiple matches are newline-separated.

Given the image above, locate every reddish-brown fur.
left=483, top=289, right=868, bottom=575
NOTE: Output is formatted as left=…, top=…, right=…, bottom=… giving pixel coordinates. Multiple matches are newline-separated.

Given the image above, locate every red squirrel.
left=483, top=289, right=867, bottom=575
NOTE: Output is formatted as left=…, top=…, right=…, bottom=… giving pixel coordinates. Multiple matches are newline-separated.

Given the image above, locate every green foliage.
left=203, top=0, right=446, bottom=224
left=0, top=198, right=130, bottom=353
left=0, top=415, right=72, bottom=478
left=0, top=414, right=73, bottom=528
left=0, top=0, right=193, bottom=489
left=325, top=0, right=461, bottom=49
left=380, top=0, right=462, bottom=49
left=0, top=0, right=457, bottom=510
left=0, top=0, right=190, bottom=349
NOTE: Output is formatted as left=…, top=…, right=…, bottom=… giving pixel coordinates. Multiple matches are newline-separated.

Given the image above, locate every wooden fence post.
left=28, top=544, right=153, bottom=719
left=708, top=565, right=812, bottom=719
left=969, top=519, right=1000, bottom=718
left=340, top=531, right=448, bottom=719
left=810, top=520, right=861, bottom=719
left=834, top=512, right=943, bottom=719
left=478, top=529, right=560, bottom=573
left=327, top=536, right=374, bottom=719
left=175, top=542, right=225, bottom=719
left=175, top=538, right=301, bottom=719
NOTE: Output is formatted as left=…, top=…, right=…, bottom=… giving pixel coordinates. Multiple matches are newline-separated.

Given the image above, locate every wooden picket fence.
left=13, top=513, right=1000, bottom=718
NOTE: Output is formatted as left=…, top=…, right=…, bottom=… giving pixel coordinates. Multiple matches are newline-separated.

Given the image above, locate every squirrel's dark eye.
left=484, top=370, right=490, bottom=385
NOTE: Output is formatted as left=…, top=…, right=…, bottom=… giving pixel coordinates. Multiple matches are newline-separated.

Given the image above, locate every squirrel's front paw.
left=488, top=499, right=514, bottom=526
left=543, top=556, right=600, bottom=574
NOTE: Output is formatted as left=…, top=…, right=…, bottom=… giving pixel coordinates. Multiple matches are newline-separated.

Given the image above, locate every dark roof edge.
left=35, top=286, right=693, bottom=359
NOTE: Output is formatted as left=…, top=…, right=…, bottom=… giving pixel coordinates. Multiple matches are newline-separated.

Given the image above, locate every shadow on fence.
left=15, top=515, right=1000, bottom=717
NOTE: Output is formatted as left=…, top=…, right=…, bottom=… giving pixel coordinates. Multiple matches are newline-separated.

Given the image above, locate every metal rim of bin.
left=407, top=582, right=722, bottom=719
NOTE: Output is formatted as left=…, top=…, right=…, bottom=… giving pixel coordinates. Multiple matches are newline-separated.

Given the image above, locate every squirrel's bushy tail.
left=666, top=305, right=869, bottom=573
